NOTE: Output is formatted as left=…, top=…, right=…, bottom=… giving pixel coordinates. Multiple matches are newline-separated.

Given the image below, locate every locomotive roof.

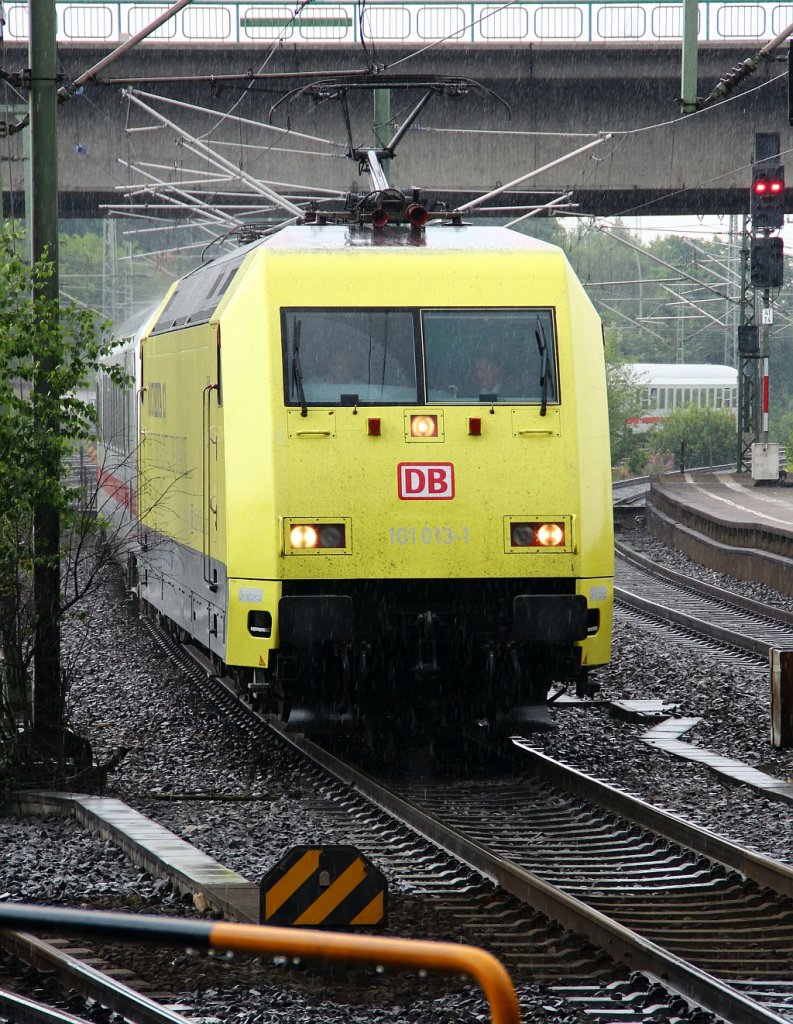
left=148, top=223, right=565, bottom=337
left=261, top=223, right=559, bottom=253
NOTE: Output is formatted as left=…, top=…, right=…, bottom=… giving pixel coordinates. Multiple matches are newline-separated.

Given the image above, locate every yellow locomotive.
left=99, top=216, right=613, bottom=730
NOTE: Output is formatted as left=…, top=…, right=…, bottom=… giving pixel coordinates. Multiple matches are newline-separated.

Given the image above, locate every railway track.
left=0, top=983, right=93, bottom=1024
left=141, top=618, right=793, bottom=1024
left=615, top=541, right=793, bottom=662
left=11, top=530, right=790, bottom=1024
left=0, top=929, right=192, bottom=1024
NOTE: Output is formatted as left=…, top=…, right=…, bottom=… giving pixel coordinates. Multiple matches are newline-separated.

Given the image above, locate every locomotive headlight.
left=410, top=414, right=438, bottom=438
left=317, top=523, right=346, bottom=548
left=286, top=520, right=350, bottom=553
left=536, top=522, right=564, bottom=546
left=290, top=524, right=319, bottom=549
left=510, top=524, right=535, bottom=547
left=508, top=519, right=568, bottom=549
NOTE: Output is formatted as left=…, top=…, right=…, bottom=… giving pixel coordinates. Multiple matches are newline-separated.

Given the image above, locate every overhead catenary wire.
left=194, top=0, right=319, bottom=140
left=595, top=224, right=734, bottom=303
left=455, top=135, right=612, bottom=213
left=209, top=139, right=348, bottom=160
left=117, top=157, right=242, bottom=228
left=124, top=88, right=345, bottom=150
left=504, top=193, right=574, bottom=228
left=126, top=162, right=347, bottom=198
left=122, top=89, right=304, bottom=219
left=6, top=0, right=199, bottom=135
left=698, top=20, right=793, bottom=108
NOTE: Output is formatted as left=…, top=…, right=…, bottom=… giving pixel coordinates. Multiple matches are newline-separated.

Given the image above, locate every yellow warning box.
left=260, top=845, right=388, bottom=928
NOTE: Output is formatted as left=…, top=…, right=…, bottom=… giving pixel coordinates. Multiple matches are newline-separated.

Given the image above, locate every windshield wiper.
left=535, top=317, right=549, bottom=417
left=292, top=319, right=308, bottom=417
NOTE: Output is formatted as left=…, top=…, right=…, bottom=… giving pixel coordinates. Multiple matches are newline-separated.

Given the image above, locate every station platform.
left=645, top=470, right=793, bottom=597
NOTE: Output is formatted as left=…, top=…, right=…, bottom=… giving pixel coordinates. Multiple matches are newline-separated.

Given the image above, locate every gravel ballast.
left=2, top=516, right=791, bottom=1021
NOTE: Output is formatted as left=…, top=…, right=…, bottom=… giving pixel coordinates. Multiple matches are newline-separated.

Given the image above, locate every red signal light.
left=754, top=179, right=783, bottom=195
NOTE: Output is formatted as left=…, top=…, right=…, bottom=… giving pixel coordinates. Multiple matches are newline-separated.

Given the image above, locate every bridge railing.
left=3, top=0, right=791, bottom=46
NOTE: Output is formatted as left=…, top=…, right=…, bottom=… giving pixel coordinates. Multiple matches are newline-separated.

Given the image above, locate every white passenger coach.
left=627, top=363, right=738, bottom=430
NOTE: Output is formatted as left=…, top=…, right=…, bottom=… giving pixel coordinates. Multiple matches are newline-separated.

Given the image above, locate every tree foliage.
left=647, top=406, right=737, bottom=470
left=603, top=326, right=643, bottom=471
left=0, top=234, right=126, bottom=780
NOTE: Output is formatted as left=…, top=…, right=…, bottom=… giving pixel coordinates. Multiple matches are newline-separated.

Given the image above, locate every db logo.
left=398, top=462, right=455, bottom=500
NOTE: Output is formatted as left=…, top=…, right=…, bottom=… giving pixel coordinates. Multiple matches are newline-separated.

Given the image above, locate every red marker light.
left=468, top=417, right=482, bottom=436
left=368, top=417, right=381, bottom=436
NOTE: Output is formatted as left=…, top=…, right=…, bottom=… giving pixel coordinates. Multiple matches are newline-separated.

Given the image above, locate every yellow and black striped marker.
left=260, top=845, right=387, bottom=927
left=0, top=902, right=521, bottom=1023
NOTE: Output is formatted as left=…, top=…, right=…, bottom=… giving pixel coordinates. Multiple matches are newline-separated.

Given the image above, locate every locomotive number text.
left=389, top=526, right=470, bottom=545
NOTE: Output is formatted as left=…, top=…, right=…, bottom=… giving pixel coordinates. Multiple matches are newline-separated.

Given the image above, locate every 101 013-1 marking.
left=389, top=526, right=470, bottom=545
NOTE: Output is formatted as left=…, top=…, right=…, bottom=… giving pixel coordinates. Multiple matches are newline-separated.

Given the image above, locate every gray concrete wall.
left=4, top=42, right=790, bottom=216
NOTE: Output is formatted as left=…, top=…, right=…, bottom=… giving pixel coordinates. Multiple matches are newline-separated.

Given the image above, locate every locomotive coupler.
left=412, top=610, right=439, bottom=677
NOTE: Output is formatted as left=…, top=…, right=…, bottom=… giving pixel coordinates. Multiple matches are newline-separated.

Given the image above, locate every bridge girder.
left=3, top=42, right=788, bottom=218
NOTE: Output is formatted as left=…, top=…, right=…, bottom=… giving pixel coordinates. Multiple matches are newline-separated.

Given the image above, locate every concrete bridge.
left=3, top=2, right=792, bottom=218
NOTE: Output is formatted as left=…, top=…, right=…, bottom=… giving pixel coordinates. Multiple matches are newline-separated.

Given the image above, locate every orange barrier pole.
left=211, top=922, right=521, bottom=1024
left=0, top=903, right=521, bottom=1024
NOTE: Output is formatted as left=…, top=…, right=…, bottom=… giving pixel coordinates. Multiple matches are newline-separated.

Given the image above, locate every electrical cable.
left=386, top=0, right=525, bottom=71
left=195, top=0, right=320, bottom=141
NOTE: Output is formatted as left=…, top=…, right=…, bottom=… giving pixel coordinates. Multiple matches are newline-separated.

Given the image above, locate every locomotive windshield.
left=284, top=310, right=418, bottom=405
left=423, top=309, right=558, bottom=405
left=282, top=307, right=558, bottom=407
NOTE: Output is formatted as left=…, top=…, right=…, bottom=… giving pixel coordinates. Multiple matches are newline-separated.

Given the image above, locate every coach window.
left=422, top=308, right=558, bottom=405
left=658, top=388, right=666, bottom=411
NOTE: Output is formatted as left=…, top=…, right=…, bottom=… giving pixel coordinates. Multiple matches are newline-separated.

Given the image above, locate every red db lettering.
left=428, top=468, right=446, bottom=493
left=405, top=468, right=425, bottom=494
left=397, top=463, right=455, bottom=500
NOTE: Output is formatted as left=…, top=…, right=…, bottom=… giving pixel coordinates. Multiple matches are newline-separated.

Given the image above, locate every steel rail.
left=0, top=984, right=94, bottom=1024
left=616, top=537, right=793, bottom=628
left=256, top=705, right=791, bottom=1024
left=0, top=931, right=192, bottom=1024
left=154, top=617, right=793, bottom=1024
left=509, top=740, right=793, bottom=898
left=0, top=906, right=521, bottom=1024
left=614, top=552, right=793, bottom=658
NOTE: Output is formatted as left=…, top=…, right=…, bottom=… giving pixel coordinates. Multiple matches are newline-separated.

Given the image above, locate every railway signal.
left=750, top=164, right=785, bottom=230
left=750, top=236, right=784, bottom=289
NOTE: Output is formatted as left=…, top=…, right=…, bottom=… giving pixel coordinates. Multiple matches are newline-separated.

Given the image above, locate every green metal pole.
left=29, top=0, right=63, bottom=738
left=374, top=89, right=391, bottom=184
left=680, top=0, right=699, bottom=113
left=30, top=1, right=59, bottom=279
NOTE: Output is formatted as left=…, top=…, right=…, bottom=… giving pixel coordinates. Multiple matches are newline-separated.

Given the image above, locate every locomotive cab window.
left=283, top=309, right=417, bottom=406
left=283, top=307, right=559, bottom=408
left=423, top=308, right=558, bottom=405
